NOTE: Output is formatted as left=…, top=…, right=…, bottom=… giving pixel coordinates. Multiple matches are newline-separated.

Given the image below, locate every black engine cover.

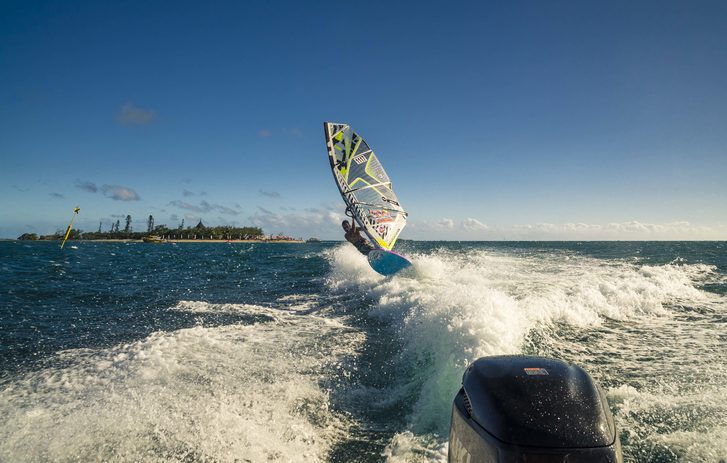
left=449, top=355, right=622, bottom=463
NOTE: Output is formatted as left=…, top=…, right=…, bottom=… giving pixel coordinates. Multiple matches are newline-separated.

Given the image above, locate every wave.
left=0, top=303, right=362, bottom=462
left=609, top=383, right=727, bottom=461
left=325, top=244, right=724, bottom=461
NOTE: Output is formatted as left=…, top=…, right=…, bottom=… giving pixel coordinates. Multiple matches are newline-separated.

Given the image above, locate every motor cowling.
left=449, top=356, right=622, bottom=463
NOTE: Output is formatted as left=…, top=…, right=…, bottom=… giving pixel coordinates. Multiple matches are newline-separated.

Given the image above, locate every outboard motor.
left=449, top=356, right=622, bottom=463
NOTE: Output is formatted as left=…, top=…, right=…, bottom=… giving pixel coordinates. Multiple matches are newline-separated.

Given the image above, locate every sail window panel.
left=365, top=154, right=391, bottom=184
left=354, top=140, right=372, bottom=156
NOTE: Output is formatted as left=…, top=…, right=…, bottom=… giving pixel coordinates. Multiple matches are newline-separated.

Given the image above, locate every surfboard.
left=367, top=249, right=413, bottom=276
left=324, top=122, right=411, bottom=275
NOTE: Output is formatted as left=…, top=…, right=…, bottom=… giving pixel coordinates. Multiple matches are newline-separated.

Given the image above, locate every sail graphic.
left=324, top=122, right=407, bottom=250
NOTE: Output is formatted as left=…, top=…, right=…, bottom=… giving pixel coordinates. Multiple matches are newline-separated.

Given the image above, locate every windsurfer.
left=342, top=220, right=375, bottom=256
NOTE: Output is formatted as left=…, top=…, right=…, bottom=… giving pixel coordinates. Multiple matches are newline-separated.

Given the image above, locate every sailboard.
left=324, top=122, right=408, bottom=251
left=367, top=248, right=412, bottom=276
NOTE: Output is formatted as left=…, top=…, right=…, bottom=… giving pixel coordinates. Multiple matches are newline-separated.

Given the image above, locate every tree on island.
left=21, top=212, right=272, bottom=241
left=35, top=228, right=82, bottom=241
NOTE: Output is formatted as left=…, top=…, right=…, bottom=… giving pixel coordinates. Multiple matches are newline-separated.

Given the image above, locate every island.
left=18, top=219, right=304, bottom=243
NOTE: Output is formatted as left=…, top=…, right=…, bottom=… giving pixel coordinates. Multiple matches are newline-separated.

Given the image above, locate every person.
left=342, top=220, right=375, bottom=256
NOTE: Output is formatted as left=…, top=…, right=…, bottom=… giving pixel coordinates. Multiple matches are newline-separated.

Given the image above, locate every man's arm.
left=343, top=221, right=375, bottom=256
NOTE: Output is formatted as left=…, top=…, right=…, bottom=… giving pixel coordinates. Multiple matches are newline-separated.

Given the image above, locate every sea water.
left=0, top=240, right=725, bottom=462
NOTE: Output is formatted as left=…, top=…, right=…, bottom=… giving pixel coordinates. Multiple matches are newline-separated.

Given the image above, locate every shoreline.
left=166, top=239, right=305, bottom=243
left=12, top=239, right=306, bottom=244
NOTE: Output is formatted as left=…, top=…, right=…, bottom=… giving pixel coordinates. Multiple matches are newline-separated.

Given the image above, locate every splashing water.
left=325, top=243, right=727, bottom=462
left=0, top=241, right=724, bottom=462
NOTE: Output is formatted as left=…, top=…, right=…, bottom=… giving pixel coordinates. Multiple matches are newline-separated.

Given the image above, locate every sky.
left=1, top=0, right=726, bottom=240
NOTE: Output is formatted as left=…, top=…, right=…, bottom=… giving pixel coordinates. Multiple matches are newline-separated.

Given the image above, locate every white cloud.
left=216, top=205, right=239, bottom=215
left=510, top=220, right=721, bottom=240
left=399, top=218, right=726, bottom=240
left=169, top=200, right=240, bottom=216
left=117, top=102, right=156, bottom=125
left=462, top=217, right=489, bottom=231
left=246, top=206, right=341, bottom=238
left=259, top=189, right=281, bottom=198
left=101, top=184, right=140, bottom=201
left=75, top=179, right=98, bottom=193
left=437, top=218, right=455, bottom=229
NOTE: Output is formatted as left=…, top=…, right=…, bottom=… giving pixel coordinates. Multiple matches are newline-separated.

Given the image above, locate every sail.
left=324, top=122, right=407, bottom=250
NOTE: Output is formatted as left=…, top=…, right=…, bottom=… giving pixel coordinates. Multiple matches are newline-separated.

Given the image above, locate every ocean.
left=0, top=240, right=725, bottom=462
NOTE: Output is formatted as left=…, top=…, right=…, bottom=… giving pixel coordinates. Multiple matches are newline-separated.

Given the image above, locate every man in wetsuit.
left=342, top=220, right=375, bottom=256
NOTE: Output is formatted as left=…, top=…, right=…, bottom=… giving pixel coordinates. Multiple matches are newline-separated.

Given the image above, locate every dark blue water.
left=1, top=240, right=725, bottom=462
left=1, top=241, right=328, bottom=374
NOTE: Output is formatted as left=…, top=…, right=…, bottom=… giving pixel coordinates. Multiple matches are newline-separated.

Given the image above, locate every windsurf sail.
left=60, top=206, right=80, bottom=249
left=324, top=122, right=407, bottom=250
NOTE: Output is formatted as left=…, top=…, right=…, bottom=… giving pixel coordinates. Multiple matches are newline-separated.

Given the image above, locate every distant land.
left=17, top=218, right=305, bottom=243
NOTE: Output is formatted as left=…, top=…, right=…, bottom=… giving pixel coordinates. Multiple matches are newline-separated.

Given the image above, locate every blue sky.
left=1, top=0, right=726, bottom=240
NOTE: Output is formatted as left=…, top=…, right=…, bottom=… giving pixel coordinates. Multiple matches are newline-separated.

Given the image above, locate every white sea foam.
left=171, top=296, right=321, bottom=315
left=381, top=431, right=447, bottom=462
left=325, top=244, right=725, bottom=462
left=274, top=294, right=321, bottom=312
left=609, top=383, right=727, bottom=462
left=0, top=303, right=363, bottom=462
left=171, top=300, right=284, bottom=315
